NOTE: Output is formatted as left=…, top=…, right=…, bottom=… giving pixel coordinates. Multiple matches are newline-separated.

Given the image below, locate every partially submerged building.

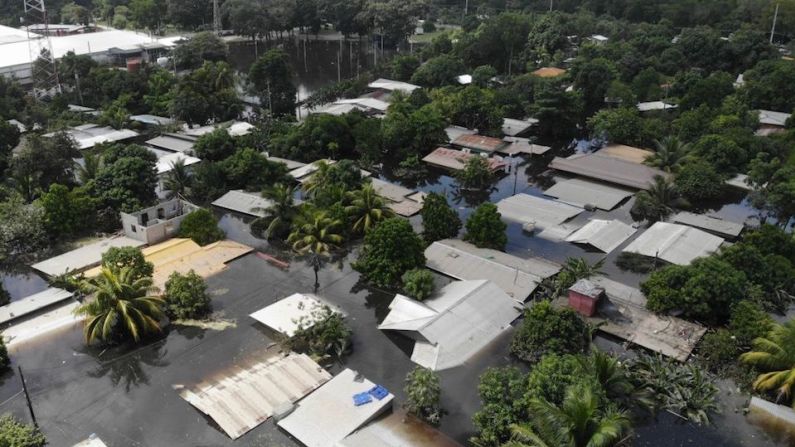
left=496, top=193, right=584, bottom=239
left=45, top=124, right=138, bottom=150
left=672, top=211, right=744, bottom=239
left=636, top=101, right=677, bottom=113
left=501, top=117, right=538, bottom=137
left=31, top=235, right=145, bottom=277
left=622, top=221, right=724, bottom=265
left=597, top=144, right=654, bottom=164
left=211, top=190, right=274, bottom=217
left=543, top=178, right=633, bottom=211
left=565, top=219, right=637, bottom=253
left=451, top=134, right=506, bottom=154
left=250, top=293, right=343, bottom=337
left=548, top=153, right=671, bottom=190
left=422, top=148, right=506, bottom=172
left=379, top=280, right=523, bottom=370
left=756, top=110, right=791, bottom=136
left=121, top=199, right=200, bottom=245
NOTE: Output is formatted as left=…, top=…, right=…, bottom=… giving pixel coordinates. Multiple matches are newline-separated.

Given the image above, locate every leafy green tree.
left=642, top=257, right=748, bottom=324
left=179, top=209, right=224, bottom=246
left=219, top=148, right=289, bottom=191
left=251, top=183, right=298, bottom=240
left=572, top=57, right=617, bottom=114
left=472, top=366, right=527, bottom=445
left=170, top=61, right=241, bottom=126
left=38, top=184, right=96, bottom=237
left=193, top=128, right=236, bottom=162
left=404, top=366, right=444, bottom=425
left=532, top=80, right=582, bottom=139
left=250, top=49, right=297, bottom=117
left=0, top=193, right=47, bottom=262
left=381, top=101, right=447, bottom=161
left=692, top=134, right=746, bottom=174
left=411, top=54, right=465, bottom=87
left=286, top=306, right=352, bottom=360
left=172, top=33, right=225, bottom=67
left=163, top=270, right=212, bottom=320
left=464, top=203, right=507, bottom=250
left=525, top=354, right=583, bottom=406
left=391, top=54, right=420, bottom=81
left=76, top=267, right=165, bottom=345
left=401, top=268, right=435, bottom=301
left=351, top=117, right=383, bottom=165
left=163, top=158, right=193, bottom=199
left=456, top=156, right=494, bottom=190
left=472, top=65, right=498, bottom=87
left=546, top=257, right=605, bottom=298
left=729, top=300, right=773, bottom=349
left=511, top=301, right=589, bottom=363
left=101, top=246, right=154, bottom=280
left=433, top=86, right=502, bottom=134
left=354, top=218, right=425, bottom=288
left=222, top=0, right=268, bottom=40
left=130, top=0, right=165, bottom=30
left=748, top=157, right=795, bottom=227
left=345, top=183, right=394, bottom=235
left=741, top=319, right=795, bottom=407
left=0, top=415, right=47, bottom=447
left=0, top=120, right=19, bottom=174
left=288, top=209, right=344, bottom=289
left=630, top=175, right=683, bottom=223
left=675, top=158, right=723, bottom=201
left=9, top=133, right=79, bottom=201
left=91, top=144, right=158, bottom=213
left=587, top=107, right=646, bottom=146
left=646, top=136, right=692, bottom=173
left=742, top=59, right=795, bottom=111
left=420, top=192, right=461, bottom=243
left=144, top=68, right=176, bottom=116
left=0, top=286, right=9, bottom=307
left=270, top=114, right=355, bottom=161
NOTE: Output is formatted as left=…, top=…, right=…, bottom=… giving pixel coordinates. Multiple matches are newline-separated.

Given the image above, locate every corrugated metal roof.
left=549, top=153, right=670, bottom=189
left=496, top=193, right=583, bottom=226
left=289, top=159, right=337, bottom=180
left=180, top=352, right=331, bottom=439
left=501, top=118, right=538, bottom=137
left=264, top=156, right=306, bottom=170
left=369, top=178, right=414, bottom=202
left=422, top=148, right=506, bottom=171
left=565, top=219, right=636, bottom=253
left=622, top=222, right=724, bottom=265
left=444, top=126, right=477, bottom=143
left=339, top=409, right=463, bottom=447
left=0, top=288, right=73, bottom=325
left=757, top=109, right=790, bottom=126
left=725, top=173, right=753, bottom=191
left=250, top=293, right=343, bottom=337
left=45, top=125, right=138, bottom=150
left=531, top=67, right=566, bottom=78
left=211, top=190, right=273, bottom=217
left=672, top=211, right=744, bottom=238
left=278, top=368, right=395, bottom=446
left=499, top=137, right=551, bottom=155
left=368, top=78, right=420, bottom=93
left=3, top=301, right=82, bottom=347
left=146, top=135, right=195, bottom=153
left=31, top=236, right=145, bottom=277
left=636, top=101, right=677, bottom=112
left=544, top=178, right=633, bottom=210
left=452, top=134, right=505, bottom=152
left=379, top=280, right=522, bottom=371
left=336, top=97, right=390, bottom=112
left=424, top=239, right=560, bottom=300
left=590, top=275, right=646, bottom=308
left=569, top=278, right=603, bottom=297
left=130, top=114, right=174, bottom=126
left=153, top=151, right=201, bottom=175
left=598, top=144, right=654, bottom=164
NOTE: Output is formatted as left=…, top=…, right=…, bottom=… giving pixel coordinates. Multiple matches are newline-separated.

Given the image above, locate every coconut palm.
left=645, top=136, right=692, bottom=173
left=578, top=349, right=655, bottom=414
left=75, top=267, right=165, bottom=345
left=345, top=183, right=395, bottom=234
left=741, top=319, right=795, bottom=407
left=302, top=161, right=334, bottom=197
left=287, top=209, right=344, bottom=290
left=76, top=152, right=103, bottom=185
left=505, top=383, right=631, bottom=447
left=630, top=175, right=686, bottom=223
left=163, top=158, right=193, bottom=199
left=547, top=257, right=605, bottom=297
left=252, top=183, right=298, bottom=240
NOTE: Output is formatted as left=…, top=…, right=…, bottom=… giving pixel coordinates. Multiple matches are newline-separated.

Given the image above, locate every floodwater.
left=0, top=267, right=48, bottom=302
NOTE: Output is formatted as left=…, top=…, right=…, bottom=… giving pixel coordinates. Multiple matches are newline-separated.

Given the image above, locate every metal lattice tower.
left=23, top=0, right=61, bottom=97
left=212, top=0, right=221, bottom=35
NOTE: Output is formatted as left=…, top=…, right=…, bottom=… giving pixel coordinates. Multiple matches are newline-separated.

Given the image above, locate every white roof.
left=336, top=97, right=391, bottom=112
left=289, top=159, right=337, bottom=180
left=444, top=126, right=477, bottom=143
left=496, top=193, right=583, bottom=225
left=312, top=103, right=368, bottom=116
left=278, top=368, right=395, bottom=446
left=725, top=173, right=753, bottom=191
left=211, top=190, right=273, bottom=217
left=565, top=219, right=636, bottom=253
left=672, top=211, right=744, bottom=238
left=2, top=301, right=82, bottom=348
left=250, top=293, right=342, bottom=337
left=339, top=409, right=462, bottom=447
left=424, top=239, right=560, bottom=300
left=757, top=110, right=791, bottom=127
left=264, top=155, right=306, bottom=170
left=152, top=150, right=201, bottom=175
left=502, top=118, right=538, bottom=137
left=180, top=352, right=331, bottom=439
left=0, top=24, right=32, bottom=45
left=543, top=178, right=633, bottom=210
left=227, top=121, right=255, bottom=136
left=0, top=288, right=73, bottom=325
left=368, top=78, right=420, bottom=93
left=590, top=34, right=609, bottom=41
left=379, top=280, right=522, bottom=370
left=622, top=222, right=724, bottom=265
left=7, top=119, right=26, bottom=133
left=456, top=74, right=472, bottom=85
left=130, top=114, right=174, bottom=126
left=31, top=235, right=145, bottom=276
left=500, top=137, right=551, bottom=155
left=590, top=275, right=646, bottom=307
left=0, top=29, right=178, bottom=70
left=146, top=135, right=195, bottom=153
left=45, top=124, right=138, bottom=150
left=636, top=101, right=677, bottom=112
left=72, top=435, right=107, bottom=447
left=369, top=178, right=414, bottom=202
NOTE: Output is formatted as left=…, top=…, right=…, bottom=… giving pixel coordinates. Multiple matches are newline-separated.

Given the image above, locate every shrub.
left=0, top=414, right=46, bottom=447
left=0, top=338, right=9, bottom=372
left=464, top=203, right=507, bottom=250
left=729, top=300, right=772, bottom=348
left=615, top=252, right=660, bottom=273
left=525, top=354, right=584, bottom=405
left=354, top=218, right=425, bottom=287
left=698, top=329, right=739, bottom=373
left=510, top=301, right=589, bottom=363
left=404, top=366, right=444, bottom=425
left=420, top=192, right=461, bottom=243
left=402, top=269, right=435, bottom=300
left=675, top=158, right=723, bottom=201
left=163, top=271, right=212, bottom=320
left=286, top=307, right=352, bottom=361
left=179, top=209, right=225, bottom=246
left=101, top=246, right=153, bottom=280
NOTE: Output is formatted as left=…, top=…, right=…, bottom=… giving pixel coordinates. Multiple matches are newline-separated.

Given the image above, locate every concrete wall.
left=121, top=199, right=200, bottom=245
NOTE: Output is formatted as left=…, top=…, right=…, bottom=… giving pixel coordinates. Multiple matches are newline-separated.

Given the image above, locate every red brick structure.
left=567, top=279, right=604, bottom=317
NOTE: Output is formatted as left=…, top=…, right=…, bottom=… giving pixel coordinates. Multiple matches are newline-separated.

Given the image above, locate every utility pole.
left=212, top=0, right=221, bottom=35
left=770, top=2, right=780, bottom=44
left=18, top=367, right=37, bottom=429
left=549, top=0, right=553, bottom=12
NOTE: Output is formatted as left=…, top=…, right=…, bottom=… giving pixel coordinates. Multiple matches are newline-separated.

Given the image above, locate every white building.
left=121, top=199, right=200, bottom=245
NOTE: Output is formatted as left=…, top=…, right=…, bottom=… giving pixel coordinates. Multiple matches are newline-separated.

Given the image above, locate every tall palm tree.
left=345, top=183, right=395, bottom=234
left=547, top=257, right=605, bottom=297
left=578, top=349, right=654, bottom=413
left=645, top=136, right=691, bottom=173
left=252, top=183, right=299, bottom=240
left=287, top=209, right=344, bottom=290
left=302, top=161, right=334, bottom=197
left=741, top=319, right=795, bottom=407
left=76, top=152, right=103, bottom=185
left=75, top=267, right=165, bottom=345
left=163, top=158, right=193, bottom=199
left=506, top=384, right=631, bottom=447
left=630, top=175, right=685, bottom=223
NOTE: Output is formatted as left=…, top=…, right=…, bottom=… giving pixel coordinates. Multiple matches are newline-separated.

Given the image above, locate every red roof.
left=422, top=148, right=506, bottom=172
left=452, top=134, right=505, bottom=152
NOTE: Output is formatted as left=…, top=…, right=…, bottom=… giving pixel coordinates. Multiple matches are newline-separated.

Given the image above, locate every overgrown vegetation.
left=163, top=271, right=212, bottom=320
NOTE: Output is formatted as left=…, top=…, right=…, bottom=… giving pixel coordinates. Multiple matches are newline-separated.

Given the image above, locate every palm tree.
left=630, top=175, right=685, bottom=223
left=345, top=183, right=395, bottom=234
left=506, top=383, right=631, bottom=447
left=252, top=183, right=298, bottom=240
left=741, top=319, right=795, bottom=407
left=287, top=209, right=344, bottom=290
left=163, top=158, right=193, bottom=199
left=578, top=349, right=654, bottom=414
left=75, top=267, right=165, bottom=345
left=76, top=152, right=103, bottom=185
left=302, top=161, right=334, bottom=197
left=645, top=136, right=691, bottom=173
left=547, top=257, right=605, bottom=298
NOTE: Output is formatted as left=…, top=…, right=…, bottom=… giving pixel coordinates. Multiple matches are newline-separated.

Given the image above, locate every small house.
left=568, top=279, right=603, bottom=317
left=121, top=198, right=200, bottom=245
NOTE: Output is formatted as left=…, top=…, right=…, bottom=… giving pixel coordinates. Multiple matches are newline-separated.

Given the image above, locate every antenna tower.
left=23, top=0, right=61, bottom=97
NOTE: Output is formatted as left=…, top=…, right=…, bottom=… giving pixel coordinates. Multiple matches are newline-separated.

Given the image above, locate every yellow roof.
left=532, top=67, right=567, bottom=78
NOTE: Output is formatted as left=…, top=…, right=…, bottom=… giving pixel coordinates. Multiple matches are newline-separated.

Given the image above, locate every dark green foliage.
left=172, top=32, right=227, bottom=69
left=510, top=301, right=589, bottom=363
left=675, top=158, right=723, bottom=201
left=698, top=329, right=740, bottom=374
left=381, top=101, right=447, bottom=161
left=286, top=306, right=352, bottom=361
left=101, top=246, right=154, bottom=280
left=9, top=133, right=79, bottom=202
left=729, top=300, right=773, bottom=348
left=170, top=61, right=241, bottom=126
left=692, top=134, right=746, bottom=174
left=249, top=49, right=297, bottom=117
left=642, top=257, right=748, bottom=324
left=404, top=366, right=444, bottom=425
left=354, top=218, right=425, bottom=288
left=471, top=366, right=527, bottom=446
left=525, top=353, right=584, bottom=405
left=456, top=157, right=494, bottom=190
left=219, top=148, right=290, bottom=192
left=464, top=203, right=507, bottom=251
left=401, top=269, right=435, bottom=301
left=193, top=128, right=236, bottom=162
left=0, top=194, right=47, bottom=262
left=743, top=59, right=795, bottom=111
left=420, top=192, right=461, bottom=243
left=0, top=414, right=47, bottom=447
left=0, top=120, right=19, bottom=174
left=390, top=54, right=420, bottom=82
left=91, top=144, right=157, bottom=213
left=270, top=114, right=355, bottom=162
left=0, top=286, right=9, bottom=307
left=163, top=270, right=212, bottom=320
left=38, top=184, right=96, bottom=237
left=178, top=209, right=224, bottom=246
left=615, top=252, right=660, bottom=273
left=434, top=86, right=503, bottom=133
left=410, top=54, right=465, bottom=87
left=572, top=57, right=617, bottom=114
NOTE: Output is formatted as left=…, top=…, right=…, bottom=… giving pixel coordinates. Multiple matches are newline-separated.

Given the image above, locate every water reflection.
left=83, top=339, right=170, bottom=392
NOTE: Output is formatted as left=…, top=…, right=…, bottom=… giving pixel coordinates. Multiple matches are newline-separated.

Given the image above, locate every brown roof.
left=599, top=144, right=654, bottom=164
left=549, top=153, right=671, bottom=190
left=452, top=134, right=505, bottom=152
left=532, top=67, right=567, bottom=78
left=422, top=148, right=506, bottom=172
